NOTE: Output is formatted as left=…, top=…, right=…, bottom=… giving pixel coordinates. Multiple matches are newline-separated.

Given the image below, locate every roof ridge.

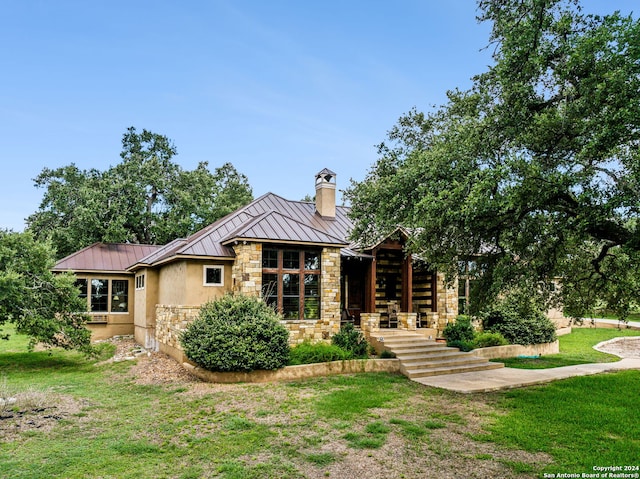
left=222, top=210, right=347, bottom=245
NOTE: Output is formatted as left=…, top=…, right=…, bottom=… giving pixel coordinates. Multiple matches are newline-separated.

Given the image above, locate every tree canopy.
left=27, top=127, right=254, bottom=258
left=0, top=230, right=92, bottom=352
left=346, top=0, right=640, bottom=319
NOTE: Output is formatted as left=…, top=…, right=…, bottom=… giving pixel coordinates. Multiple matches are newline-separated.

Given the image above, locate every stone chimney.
left=315, top=168, right=336, bottom=219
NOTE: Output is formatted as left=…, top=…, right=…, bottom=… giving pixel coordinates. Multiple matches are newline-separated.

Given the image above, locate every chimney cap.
left=315, top=168, right=336, bottom=184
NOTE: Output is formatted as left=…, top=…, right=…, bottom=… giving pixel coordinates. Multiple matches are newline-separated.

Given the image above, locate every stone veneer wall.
left=155, top=305, right=201, bottom=362
left=315, top=246, right=341, bottom=341
left=433, top=272, right=458, bottom=332
left=231, top=242, right=263, bottom=296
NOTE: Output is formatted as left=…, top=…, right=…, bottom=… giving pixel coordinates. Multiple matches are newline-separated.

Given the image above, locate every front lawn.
left=480, top=371, right=640, bottom=473
left=1, top=325, right=639, bottom=477
left=494, top=328, right=640, bottom=369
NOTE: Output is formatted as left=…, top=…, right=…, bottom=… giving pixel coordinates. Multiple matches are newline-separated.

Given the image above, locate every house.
left=53, top=169, right=458, bottom=362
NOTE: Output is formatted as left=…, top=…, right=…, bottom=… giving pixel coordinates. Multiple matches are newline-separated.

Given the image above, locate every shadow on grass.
left=0, top=350, right=97, bottom=375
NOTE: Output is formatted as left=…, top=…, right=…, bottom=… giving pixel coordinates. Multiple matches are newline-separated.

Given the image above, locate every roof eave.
left=222, top=237, right=349, bottom=248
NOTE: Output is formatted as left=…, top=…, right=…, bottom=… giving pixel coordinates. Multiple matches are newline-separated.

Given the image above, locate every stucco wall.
left=158, top=261, right=188, bottom=305
left=134, top=268, right=160, bottom=349
left=184, top=260, right=232, bottom=304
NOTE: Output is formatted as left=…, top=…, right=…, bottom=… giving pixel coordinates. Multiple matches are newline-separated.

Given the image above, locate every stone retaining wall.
left=471, top=340, right=560, bottom=360
left=183, top=358, right=401, bottom=383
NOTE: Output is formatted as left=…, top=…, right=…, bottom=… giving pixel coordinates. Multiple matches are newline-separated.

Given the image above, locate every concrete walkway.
left=413, top=358, right=640, bottom=393
left=414, top=333, right=640, bottom=393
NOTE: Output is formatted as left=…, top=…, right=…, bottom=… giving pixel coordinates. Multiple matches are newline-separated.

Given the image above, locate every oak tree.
left=346, top=0, right=640, bottom=319
left=28, top=128, right=253, bottom=258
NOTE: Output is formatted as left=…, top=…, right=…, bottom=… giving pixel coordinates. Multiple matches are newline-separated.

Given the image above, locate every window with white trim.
left=135, top=274, right=145, bottom=290
left=203, top=265, right=224, bottom=286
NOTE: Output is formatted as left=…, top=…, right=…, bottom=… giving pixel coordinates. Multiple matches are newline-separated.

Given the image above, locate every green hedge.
left=289, top=341, right=352, bottom=365
left=180, top=294, right=290, bottom=372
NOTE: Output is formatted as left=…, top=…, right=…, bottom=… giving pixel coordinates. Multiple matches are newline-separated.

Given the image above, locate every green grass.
left=483, top=371, right=640, bottom=472
left=494, top=327, right=640, bottom=369
left=2, top=324, right=639, bottom=476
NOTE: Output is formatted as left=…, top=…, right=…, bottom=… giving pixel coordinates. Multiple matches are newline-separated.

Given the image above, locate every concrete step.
left=385, top=343, right=459, bottom=354
left=381, top=340, right=441, bottom=349
left=402, top=354, right=489, bottom=370
left=386, top=341, right=450, bottom=349
left=403, top=361, right=504, bottom=379
left=373, top=331, right=505, bottom=380
left=398, top=350, right=466, bottom=363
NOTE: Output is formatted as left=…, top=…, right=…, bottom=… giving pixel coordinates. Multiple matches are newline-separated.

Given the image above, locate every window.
left=457, top=261, right=478, bottom=315
left=91, top=279, right=109, bottom=312
left=74, top=278, right=130, bottom=316
left=135, top=274, right=145, bottom=290
left=111, top=280, right=128, bottom=313
left=75, top=278, right=88, bottom=302
left=262, top=248, right=321, bottom=320
left=203, top=265, right=224, bottom=286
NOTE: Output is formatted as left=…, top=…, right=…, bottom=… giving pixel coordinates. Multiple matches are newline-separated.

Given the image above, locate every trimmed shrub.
left=483, top=295, right=556, bottom=345
left=289, top=341, right=352, bottom=365
left=446, top=339, right=475, bottom=352
left=331, top=323, right=369, bottom=358
left=380, top=349, right=396, bottom=359
left=180, top=294, right=290, bottom=372
left=443, top=315, right=475, bottom=346
left=472, top=331, right=509, bottom=348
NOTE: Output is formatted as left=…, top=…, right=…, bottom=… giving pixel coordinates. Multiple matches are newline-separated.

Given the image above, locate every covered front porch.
left=340, top=231, right=458, bottom=336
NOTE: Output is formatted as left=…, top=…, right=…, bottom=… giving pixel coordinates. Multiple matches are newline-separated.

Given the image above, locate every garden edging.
left=182, top=358, right=401, bottom=383
left=470, top=341, right=559, bottom=360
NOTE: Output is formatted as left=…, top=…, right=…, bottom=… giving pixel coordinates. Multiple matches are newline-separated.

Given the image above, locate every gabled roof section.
left=360, top=226, right=413, bottom=252
left=127, top=193, right=354, bottom=268
left=53, top=243, right=162, bottom=273
left=130, top=238, right=190, bottom=268
left=222, top=210, right=347, bottom=246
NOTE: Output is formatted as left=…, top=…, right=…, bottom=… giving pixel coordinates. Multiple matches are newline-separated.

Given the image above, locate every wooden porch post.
left=402, top=254, right=413, bottom=312
left=431, top=271, right=438, bottom=312
left=366, top=249, right=377, bottom=313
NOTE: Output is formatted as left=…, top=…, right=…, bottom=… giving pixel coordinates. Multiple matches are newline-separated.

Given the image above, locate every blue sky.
left=1, top=1, right=636, bottom=232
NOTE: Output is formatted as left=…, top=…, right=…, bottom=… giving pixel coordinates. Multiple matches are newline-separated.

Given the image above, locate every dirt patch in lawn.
left=0, top=390, right=88, bottom=441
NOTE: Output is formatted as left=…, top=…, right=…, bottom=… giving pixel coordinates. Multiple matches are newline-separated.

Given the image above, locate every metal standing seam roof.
left=53, top=243, right=162, bottom=272
left=54, top=192, right=370, bottom=272
left=221, top=210, right=348, bottom=246
left=128, top=192, right=357, bottom=268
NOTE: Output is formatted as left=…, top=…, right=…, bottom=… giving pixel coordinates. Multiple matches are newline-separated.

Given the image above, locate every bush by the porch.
left=444, top=316, right=509, bottom=351
left=180, top=294, right=290, bottom=372
left=443, top=315, right=475, bottom=351
left=483, top=298, right=556, bottom=346
left=331, top=323, right=369, bottom=358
